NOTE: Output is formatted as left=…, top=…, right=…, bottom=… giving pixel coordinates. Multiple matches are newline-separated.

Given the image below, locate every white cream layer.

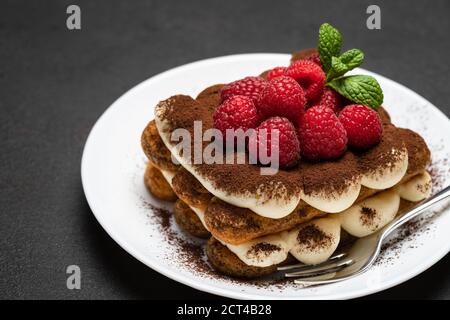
left=155, top=114, right=410, bottom=219
left=205, top=172, right=431, bottom=267
left=157, top=143, right=430, bottom=268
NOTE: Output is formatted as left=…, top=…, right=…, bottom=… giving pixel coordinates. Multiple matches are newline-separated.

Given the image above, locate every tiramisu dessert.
left=141, top=23, right=432, bottom=278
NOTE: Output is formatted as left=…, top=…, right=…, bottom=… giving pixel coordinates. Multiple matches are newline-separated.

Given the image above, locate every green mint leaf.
left=327, top=49, right=365, bottom=81
left=331, top=56, right=348, bottom=74
left=339, top=49, right=364, bottom=70
left=327, top=56, right=349, bottom=80
left=318, top=23, right=342, bottom=72
left=328, top=75, right=383, bottom=109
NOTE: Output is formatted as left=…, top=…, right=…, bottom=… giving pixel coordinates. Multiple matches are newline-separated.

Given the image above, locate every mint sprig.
left=327, top=49, right=364, bottom=80
left=328, top=75, right=384, bottom=109
left=318, top=23, right=342, bottom=72
left=317, top=23, right=383, bottom=109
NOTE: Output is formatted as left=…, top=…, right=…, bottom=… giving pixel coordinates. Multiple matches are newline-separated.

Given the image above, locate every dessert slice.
left=149, top=89, right=431, bottom=276
left=142, top=84, right=431, bottom=277
left=141, top=23, right=433, bottom=279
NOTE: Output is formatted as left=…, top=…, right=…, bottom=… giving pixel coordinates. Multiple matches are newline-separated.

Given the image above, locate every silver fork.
left=278, top=185, right=450, bottom=285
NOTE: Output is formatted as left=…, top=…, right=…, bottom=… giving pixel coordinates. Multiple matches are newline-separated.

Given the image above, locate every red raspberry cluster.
left=213, top=56, right=383, bottom=168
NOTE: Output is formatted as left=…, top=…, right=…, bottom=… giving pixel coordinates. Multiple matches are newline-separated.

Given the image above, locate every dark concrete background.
left=1, top=0, right=449, bottom=299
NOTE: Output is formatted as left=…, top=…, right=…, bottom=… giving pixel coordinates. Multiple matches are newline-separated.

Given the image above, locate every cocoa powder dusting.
left=372, top=146, right=449, bottom=266
left=417, top=180, right=432, bottom=194
left=356, top=125, right=405, bottom=176
left=360, top=206, right=378, bottom=226
left=248, top=243, right=281, bottom=257
left=140, top=199, right=211, bottom=275
left=138, top=144, right=447, bottom=290
left=144, top=75, right=447, bottom=290
left=376, top=219, right=426, bottom=266
left=155, top=87, right=431, bottom=201
left=142, top=199, right=172, bottom=231
left=297, top=225, right=332, bottom=250
left=141, top=199, right=292, bottom=288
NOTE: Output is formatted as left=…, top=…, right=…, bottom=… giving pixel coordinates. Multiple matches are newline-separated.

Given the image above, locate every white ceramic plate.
left=81, top=54, right=450, bottom=299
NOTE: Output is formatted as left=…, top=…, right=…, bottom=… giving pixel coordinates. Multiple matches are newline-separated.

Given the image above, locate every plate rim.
left=81, top=53, right=450, bottom=300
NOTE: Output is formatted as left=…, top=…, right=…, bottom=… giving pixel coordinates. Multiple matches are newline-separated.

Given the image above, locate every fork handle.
left=381, top=185, right=450, bottom=240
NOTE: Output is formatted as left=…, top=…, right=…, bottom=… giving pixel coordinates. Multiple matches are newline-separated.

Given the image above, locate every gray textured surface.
left=0, top=0, right=449, bottom=299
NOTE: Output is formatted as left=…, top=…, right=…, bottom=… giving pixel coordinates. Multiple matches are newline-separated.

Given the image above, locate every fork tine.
left=277, top=252, right=348, bottom=271
left=293, top=272, right=338, bottom=285
left=285, top=259, right=354, bottom=278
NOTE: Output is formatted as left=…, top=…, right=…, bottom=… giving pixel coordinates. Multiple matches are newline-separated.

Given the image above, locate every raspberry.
left=298, top=105, right=347, bottom=160
left=285, top=60, right=326, bottom=101
left=258, top=76, right=306, bottom=124
left=220, top=76, right=267, bottom=106
left=293, top=48, right=318, bottom=60
left=213, top=95, right=260, bottom=140
left=338, top=104, right=383, bottom=149
left=310, top=87, right=345, bottom=114
left=267, top=66, right=287, bottom=81
left=307, top=52, right=322, bottom=67
left=292, top=48, right=322, bottom=67
left=249, top=117, right=300, bottom=168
